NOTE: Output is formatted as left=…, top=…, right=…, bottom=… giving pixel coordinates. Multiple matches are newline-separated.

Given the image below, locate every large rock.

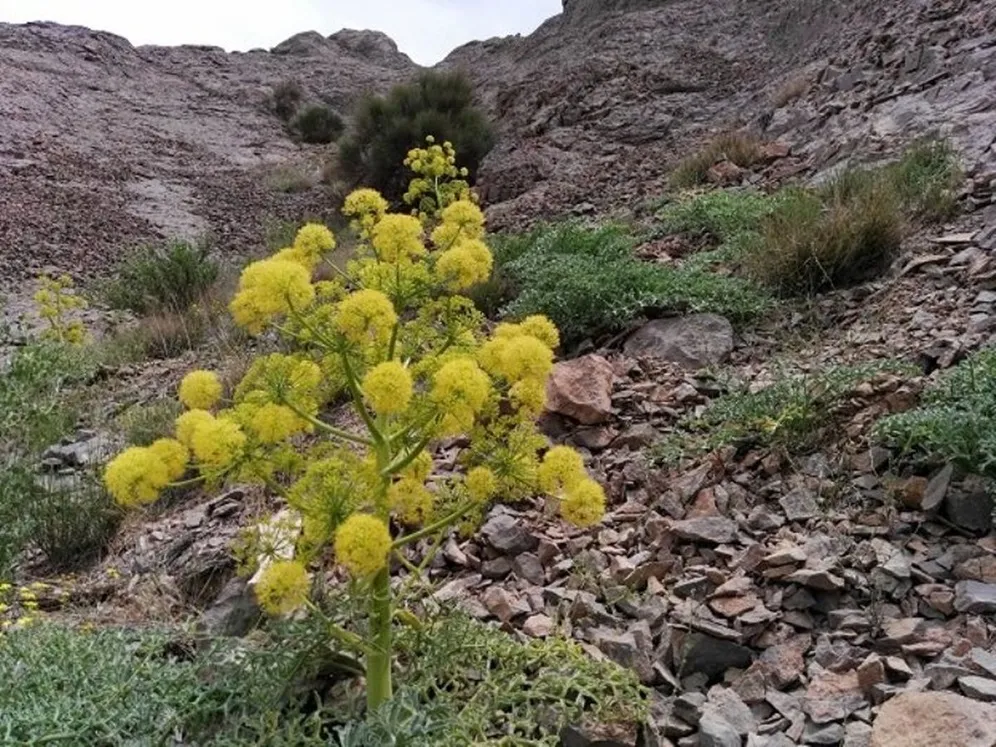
left=545, top=354, right=615, bottom=424
left=871, top=691, right=996, bottom=747
left=623, top=315, right=734, bottom=370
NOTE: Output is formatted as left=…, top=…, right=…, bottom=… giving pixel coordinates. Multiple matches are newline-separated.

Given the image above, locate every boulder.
left=871, top=691, right=996, bottom=747
left=623, top=315, right=734, bottom=370
left=545, top=354, right=614, bottom=424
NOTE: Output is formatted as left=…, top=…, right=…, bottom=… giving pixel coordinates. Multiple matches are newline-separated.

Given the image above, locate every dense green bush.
left=293, top=104, right=345, bottom=145
left=488, top=221, right=768, bottom=348
left=338, top=70, right=494, bottom=200
left=102, top=239, right=220, bottom=315
left=875, top=347, right=996, bottom=476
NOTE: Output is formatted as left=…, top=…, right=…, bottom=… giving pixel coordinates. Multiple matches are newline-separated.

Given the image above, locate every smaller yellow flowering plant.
left=102, top=142, right=606, bottom=712
left=403, top=136, right=475, bottom=221
left=32, top=273, right=88, bottom=345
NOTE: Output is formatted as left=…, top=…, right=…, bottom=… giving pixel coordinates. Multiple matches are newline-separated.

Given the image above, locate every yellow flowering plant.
left=33, top=273, right=88, bottom=345
left=403, top=136, right=475, bottom=222
left=102, top=143, right=606, bottom=712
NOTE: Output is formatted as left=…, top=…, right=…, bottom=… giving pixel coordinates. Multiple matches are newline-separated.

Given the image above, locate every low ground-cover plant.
left=338, top=70, right=494, bottom=202
left=670, top=132, right=765, bottom=188
left=101, top=239, right=220, bottom=315
left=102, top=142, right=608, bottom=713
left=875, top=347, right=996, bottom=476
left=653, top=360, right=913, bottom=465
left=488, top=221, right=768, bottom=348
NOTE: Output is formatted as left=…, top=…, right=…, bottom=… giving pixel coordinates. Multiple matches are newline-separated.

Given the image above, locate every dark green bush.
left=338, top=70, right=494, bottom=201
left=875, top=347, right=996, bottom=476
left=490, top=221, right=768, bottom=348
left=293, top=104, right=345, bottom=145
left=272, top=80, right=302, bottom=121
left=102, top=240, right=220, bottom=315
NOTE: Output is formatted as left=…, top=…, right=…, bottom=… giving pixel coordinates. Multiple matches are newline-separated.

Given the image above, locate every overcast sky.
left=0, top=0, right=563, bottom=65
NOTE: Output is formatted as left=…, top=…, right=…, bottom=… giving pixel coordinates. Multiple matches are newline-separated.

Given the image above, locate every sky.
left=0, top=0, right=562, bottom=65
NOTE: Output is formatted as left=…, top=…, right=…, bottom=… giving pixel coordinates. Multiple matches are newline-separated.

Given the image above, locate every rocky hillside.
left=3, top=0, right=995, bottom=282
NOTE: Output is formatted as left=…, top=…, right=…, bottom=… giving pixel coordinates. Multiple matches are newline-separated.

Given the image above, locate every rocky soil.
left=4, top=1, right=996, bottom=746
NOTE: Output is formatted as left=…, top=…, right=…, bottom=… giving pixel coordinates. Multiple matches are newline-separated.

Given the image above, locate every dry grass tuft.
left=670, top=132, right=765, bottom=188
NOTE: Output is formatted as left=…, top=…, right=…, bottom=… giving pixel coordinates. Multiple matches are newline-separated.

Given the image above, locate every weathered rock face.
left=870, top=691, right=996, bottom=747
left=0, top=22, right=417, bottom=281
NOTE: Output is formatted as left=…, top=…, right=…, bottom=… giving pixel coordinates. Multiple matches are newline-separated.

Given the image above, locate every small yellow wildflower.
left=430, top=199, right=485, bottom=248
left=465, top=466, right=498, bottom=502
left=388, top=478, right=434, bottom=525
left=430, top=358, right=492, bottom=434
left=190, top=417, right=246, bottom=468
left=479, top=333, right=553, bottom=384
left=175, top=409, right=215, bottom=448
left=343, top=188, right=389, bottom=236
left=250, top=402, right=306, bottom=443
left=401, top=451, right=433, bottom=482
left=148, top=438, right=189, bottom=481
left=537, top=445, right=586, bottom=494
left=104, top=446, right=171, bottom=507
left=292, top=223, right=336, bottom=267
left=361, top=361, right=413, bottom=416
left=510, top=377, right=547, bottom=417
left=435, top=239, right=493, bottom=291
left=254, top=560, right=310, bottom=615
left=334, top=514, right=392, bottom=577
left=560, top=478, right=606, bottom=527
left=334, top=289, right=398, bottom=346
left=518, top=315, right=560, bottom=349
left=178, top=370, right=223, bottom=410
left=371, top=214, right=426, bottom=262
left=230, top=258, right=315, bottom=334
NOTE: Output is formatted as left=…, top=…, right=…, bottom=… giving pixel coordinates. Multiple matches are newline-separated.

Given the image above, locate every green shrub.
left=492, top=221, right=768, bottom=347
left=670, top=132, right=765, bottom=188
left=272, top=79, right=302, bottom=121
left=745, top=181, right=903, bottom=295
left=658, top=189, right=779, bottom=245
left=654, top=360, right=914, bottom=464
left=293, top=104, right=344, bottom=145
left=886, top=138, right=962, bottom=223
left=338, top=70, right=494, bottom=200
left=20, top=471, right=121, bottom=569
left=102, top=239, right=220, bottom=315
left=875, top=347, right=996, bottom=476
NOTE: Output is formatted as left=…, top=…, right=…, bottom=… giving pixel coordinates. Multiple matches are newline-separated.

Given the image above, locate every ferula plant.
left=102, top=140, right=606, bottom=711
left=33, top=273, right=88, bottom=345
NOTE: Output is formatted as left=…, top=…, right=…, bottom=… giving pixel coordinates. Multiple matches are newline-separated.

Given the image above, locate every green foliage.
left=658, top=189, right=779, bottom=245
left=875, top=347, right=996, bottom=475
left=116, top=399, right=185, bottom=446
left=101, top=239, right=220, bottom=315
left=338, top=70, right=494, bottom=201
left=11, top=471, right=121, bottom=569
left=272, top=79, right=303, bottom=121
left=670, top=132, right=765, bottom=188
left=293, top=104, right=345, bottom=145
left=654, top=360, right=914, bottom=464
left=886, top=138, right=962, bottom=223
left=99, top=309, right=211, bottom=362
left=746, top=182, right=903, bottom=295
left=0, top=624, right=332, bottom=745
left=492, top=221, right=768, bottom=347
left=332, top=612, right=647, bottom=746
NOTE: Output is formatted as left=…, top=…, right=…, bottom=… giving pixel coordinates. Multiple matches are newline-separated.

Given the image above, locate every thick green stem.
left=366, top=566, right=393, bottom=711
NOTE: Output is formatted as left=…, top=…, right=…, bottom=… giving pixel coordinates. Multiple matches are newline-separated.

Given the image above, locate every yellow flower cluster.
left=104, top=445, right=173, bottom=507
left=362, top=361, right=413, bottom=416
left=335, top=289, right=398, bottom=346
left=479, top=322, right=555, bottom=394
left=190, top=416, right=247, bottom=468
left=371, top=214, right=426, bottom=263
left=274, top=223, right=336, bottom=270
left=537, top=446, right=606, bottom=527
left=435, top=238, right=493, bottom=292
left=430, top=200, right=485, bottom=249
left=403, top=137, right=473, bottom=219
left=335, top=514, right=392, bottom=576
left=230, top=258, right=315, bottom=334
left=343, top=188, right=389, bottom=237
left=178, top=370, right=223, bottom=410
left=430, top=358, right=493, bottom=435
left=388, top=478, right=434, bottom=525
left=254, top=560, right=310, bottom=615
left=465, top=466, right=498, bottom=502
left=33, top=273, right=88, bottom=345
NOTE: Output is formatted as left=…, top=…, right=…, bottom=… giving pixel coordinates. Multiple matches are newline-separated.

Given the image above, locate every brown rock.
left=871, top=691, right=996, bottom=747
left=707, top=159, right=744, bottom=184
left=803, top=668, right=866, bottom=724
left=545, top=354, right=614, bottom=424
left=622, top=315, right=734, bottom=370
